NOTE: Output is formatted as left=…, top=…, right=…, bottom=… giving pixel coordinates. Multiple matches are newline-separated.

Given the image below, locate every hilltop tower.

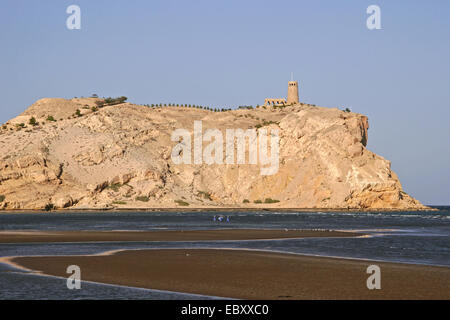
left=287, top=81, right=299, bottom=105
left=264, top=77, right=300, bottom=106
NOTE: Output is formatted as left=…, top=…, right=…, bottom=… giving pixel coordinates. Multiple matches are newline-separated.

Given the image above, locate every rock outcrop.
left=0, top=98, right=428, bottom=210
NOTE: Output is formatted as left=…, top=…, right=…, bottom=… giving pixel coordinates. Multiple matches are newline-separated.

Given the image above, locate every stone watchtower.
left=287, top=81, right=299, bottom=105
left=264, top=77, right=300, bottom=106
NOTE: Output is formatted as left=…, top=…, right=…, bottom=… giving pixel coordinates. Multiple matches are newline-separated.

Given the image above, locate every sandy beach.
left=1, top=228, right=448, bottom=299
left=8, top=248, right=450, bottom=300
left=0, top=229, right=362, bottom=243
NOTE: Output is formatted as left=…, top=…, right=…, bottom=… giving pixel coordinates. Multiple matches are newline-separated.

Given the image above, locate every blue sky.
left=0, top=0, right=449, bottom=204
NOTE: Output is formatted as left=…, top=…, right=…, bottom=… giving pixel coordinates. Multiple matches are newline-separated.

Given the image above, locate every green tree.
left=117, top=96, right=128, bottom=103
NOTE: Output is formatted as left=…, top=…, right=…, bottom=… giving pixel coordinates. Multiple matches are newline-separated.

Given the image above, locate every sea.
left=0, top=207, right=449, bottom=299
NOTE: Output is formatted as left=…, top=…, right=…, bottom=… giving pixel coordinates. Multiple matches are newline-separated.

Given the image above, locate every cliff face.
left=0, top=98, right=427, bottom=210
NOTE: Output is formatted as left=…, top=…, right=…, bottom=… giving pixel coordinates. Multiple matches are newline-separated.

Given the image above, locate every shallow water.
left=0, top=207, right=448, bottom=299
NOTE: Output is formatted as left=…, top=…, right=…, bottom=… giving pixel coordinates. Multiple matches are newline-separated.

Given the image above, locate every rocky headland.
left=0, top=98, right=428, bottom=211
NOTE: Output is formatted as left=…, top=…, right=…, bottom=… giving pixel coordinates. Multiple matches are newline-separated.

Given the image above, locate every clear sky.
left=0, top=0, right=449, bottom=205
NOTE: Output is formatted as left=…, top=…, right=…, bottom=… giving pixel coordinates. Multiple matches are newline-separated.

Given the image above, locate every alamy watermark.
left=171, top=121, right=279, bottom=176
left=366, top=5, right=381, bottom=30
left=66, top=265, right=81, bottom=289
left=65, top=5, right=380, bottom=31
left=66, top=5, right=81, bottom=30
left=366, top=265, right=381, bottom=290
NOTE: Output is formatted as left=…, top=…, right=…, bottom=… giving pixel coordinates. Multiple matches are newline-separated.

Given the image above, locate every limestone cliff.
left=0, top=98, right=428, bottom=210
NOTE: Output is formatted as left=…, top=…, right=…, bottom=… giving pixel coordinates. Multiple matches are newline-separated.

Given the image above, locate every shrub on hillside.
left=108, top=183, right=122, bottom=192
left=135, top=196, right=150, bottom=202
left=175, top=199, right=189, bottom=206
left=95, top=100, right=106, bottom=108
left=197, top=191, right=212, bottom=201
left=103, top=96, right=128, bottom=106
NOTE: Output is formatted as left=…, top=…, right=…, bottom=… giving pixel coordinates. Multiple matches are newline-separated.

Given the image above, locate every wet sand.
left=0, top=229, right=362, bottom=243
left=9, top=248, right=450, bottom=300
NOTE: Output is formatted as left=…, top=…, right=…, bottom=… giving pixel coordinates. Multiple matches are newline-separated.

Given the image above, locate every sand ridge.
left=0, top=229, right=363, bottom=243
left=8, top=248, right=450, bottom=300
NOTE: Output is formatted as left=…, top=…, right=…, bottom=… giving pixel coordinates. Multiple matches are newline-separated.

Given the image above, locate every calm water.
left=0, top=207, right=449, bottom=299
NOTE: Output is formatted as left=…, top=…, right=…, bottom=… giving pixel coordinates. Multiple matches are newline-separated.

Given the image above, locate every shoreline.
left=6, top=248, right=450, bottom=300
left=0, top=229, right=363, bottom=244
left=0, top=206, right=441, bottom=213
